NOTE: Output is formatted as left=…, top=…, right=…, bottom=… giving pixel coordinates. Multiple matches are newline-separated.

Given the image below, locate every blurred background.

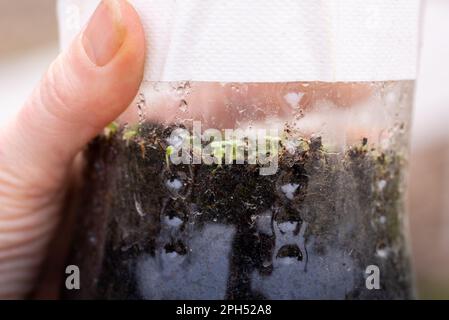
left=0, top=0, right=448, bottom=299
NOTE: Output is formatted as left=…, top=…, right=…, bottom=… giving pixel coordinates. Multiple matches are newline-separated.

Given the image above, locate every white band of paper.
left=58, top=0, right=421, bottom=82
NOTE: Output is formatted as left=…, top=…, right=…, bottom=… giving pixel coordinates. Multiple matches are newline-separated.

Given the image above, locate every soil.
left=64, top=122, right=414, bottom=300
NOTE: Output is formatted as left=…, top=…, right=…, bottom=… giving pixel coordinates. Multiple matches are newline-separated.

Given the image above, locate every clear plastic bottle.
left=66, top=80, right=415, bottom=299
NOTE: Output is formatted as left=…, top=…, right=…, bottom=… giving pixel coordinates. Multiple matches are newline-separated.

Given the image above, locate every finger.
left=0, top=0, right=145, bottom=185
left=0, top=0, right=144, bottom=299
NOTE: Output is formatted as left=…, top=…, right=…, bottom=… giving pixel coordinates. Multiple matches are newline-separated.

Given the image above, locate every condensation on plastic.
left=58, top=1, right=418, bottom=300
left=57, top=0, right=421, bottom=82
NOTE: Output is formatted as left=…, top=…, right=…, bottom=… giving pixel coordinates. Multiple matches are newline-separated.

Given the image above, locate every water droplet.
left=179, top=99, right=188, bottom=113
left=231, top=84, right=240, bottom=92
left=376, top=242, right=389, bottom=258
left=164, top=215, right=183, bottom=228
left=136, top=93, right=146, bottom=125
left=166, top=130, right=188, bottom=148
left=173, top=81, right=191, bottom=96
left=376, top=248, right=389, bottom=258
left=166, top=251, right=179, bottom=259
left=166, top=178, right=183, bottom=192
left=194, top=210, right=203, bottom=216
left=278, top=257, right=297, bottom=265
left=278, top=221, right=298, bottom=233
left=262, top=260, right=272, bottom=268
left=283, top=139, right=297, bottom=155
left=377, top=180, right=387, bottom=191
left=280, top=183, right=300, bottom=200
left=284, top=92, right=304, bottom=109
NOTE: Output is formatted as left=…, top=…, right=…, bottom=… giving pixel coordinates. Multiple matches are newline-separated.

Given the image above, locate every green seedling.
left=166, top=145, right=175, bottom=169
left=122, top=125, right=139, bottom=143
left=104, top=121, right=119, bottom=138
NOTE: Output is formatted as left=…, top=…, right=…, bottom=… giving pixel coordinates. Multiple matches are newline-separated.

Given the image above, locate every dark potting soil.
left=64, top=122, right=413, bottom=300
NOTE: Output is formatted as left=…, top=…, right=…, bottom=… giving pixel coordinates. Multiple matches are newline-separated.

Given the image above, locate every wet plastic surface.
left=65, top=81, right=415, bottom=299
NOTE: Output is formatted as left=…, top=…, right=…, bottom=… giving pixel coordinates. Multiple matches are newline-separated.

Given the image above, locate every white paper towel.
left=58, top=0, right=421, bottom=82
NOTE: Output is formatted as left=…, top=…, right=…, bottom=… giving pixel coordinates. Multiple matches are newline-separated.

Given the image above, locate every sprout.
left=104, top=122, right=119, bottom=138
left=166, top=145, right=175, bottom=156
left=166, top=145, right=175, bottom=169
left=122, top=125, right=139, bottom=142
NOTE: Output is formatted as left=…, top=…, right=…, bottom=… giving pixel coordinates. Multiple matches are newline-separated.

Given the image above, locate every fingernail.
left=82, top=0, right=126, bottom=66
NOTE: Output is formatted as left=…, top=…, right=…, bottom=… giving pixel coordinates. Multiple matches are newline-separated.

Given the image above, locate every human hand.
left=0, top=0, right=145, bottom=299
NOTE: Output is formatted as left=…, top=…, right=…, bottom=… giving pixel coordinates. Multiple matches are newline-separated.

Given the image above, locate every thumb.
left=0, top=0, right=144, bottom=298
left=1, top=0, right=145, bottom=183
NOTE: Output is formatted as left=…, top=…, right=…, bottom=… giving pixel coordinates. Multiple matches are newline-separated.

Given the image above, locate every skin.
left=0, top=0, right=145, bottom=299
left=0, top=0, right=372, bottom=299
